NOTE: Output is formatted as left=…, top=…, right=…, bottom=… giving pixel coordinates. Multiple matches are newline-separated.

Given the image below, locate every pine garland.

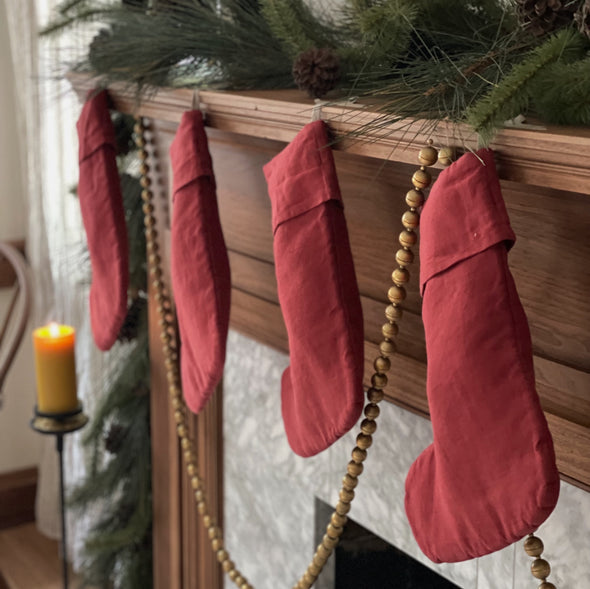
left=467, top=28, right=590, bottom=144
left=531, top=57, right=590, bottom=124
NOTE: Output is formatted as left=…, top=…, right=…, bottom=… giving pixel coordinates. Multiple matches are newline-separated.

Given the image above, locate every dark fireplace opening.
left=314, top=499, right=461, bottom=589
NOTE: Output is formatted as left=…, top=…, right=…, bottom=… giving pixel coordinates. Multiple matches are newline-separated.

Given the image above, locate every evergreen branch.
left=532, top=58, right=590, bottom=126
left=466, top=29, right=590, bottom=144
left=260, top=0, right=336, bottom=58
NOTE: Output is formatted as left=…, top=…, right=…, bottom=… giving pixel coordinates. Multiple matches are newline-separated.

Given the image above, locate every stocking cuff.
left=77, top=89, right=116, bottom=162
left=420, top=149, right=515, bottom=295
left=171, top=110, right=215, bottom=194
left=264, top=120, right=342, bottom=232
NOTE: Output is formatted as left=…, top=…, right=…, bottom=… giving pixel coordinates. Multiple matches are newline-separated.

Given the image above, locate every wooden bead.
left=347, top=460, right=364, bottom=477
left=531, top=558, right=551, bottom=580
left=351, top=446, right=367, bottom=463
left=211, top=538, right=223, bottom=552
left=322, top=534, right=339, bottom=549
left=361, top=418, right=377, bottom=435
left=197, top=501, right=206, bottom=515
left=524, top=535, right=544, bottom=557
left=373, top=356, right=391, bottom=373
left=142, top=202, right=154, bottom=214
left=342, top=473, right=358, bottom=489
left=335, top=500, right=351, bottom=515
left=222, top=559, right=235, bottom=573
left=190, top=476, right=201, bottom=490
left=379, top=339, right=397, bottom=356
left=392, top=267, right=410, bottom=285
left=234, top=575, right=245, bottom=585
left=208, top=525, right=220, bottom=540
left=216, top=549, right=229, bottom=563
left=396, top=248, right=414, bottom=267
left=339, top=488, right=355, bottom=503
left=183, top=450, right=195, bottom=464
left=388, top=285, right=406, bottom=304
left=177, top=424, right=187, bottom=438
left=402, top=210, right=420, bottom=230
left=399, top=229, right=417, bottom=248
left=140, top=163, right=150, bottom=176
left=138, top=149, right=149, bottom=162
left=303, top=571, right=316, bottom=585
left=309, top=562, right=322, bottom=576
left=229, top=569, right=239, bottom=581
left=135, top=137, right=146, bottom=148
left=367, top=388, right=384, bottom=403
left=194, top=490, right=204, bottom=502
left=412, top=168, right=431, bottom=189
left=171, top=397, right=182, bottom=410
left=385, top=304, right=403, bottom=322
left=371, top=373, right=388, bottom=388
left=173, top=410, right=184, bottom=425
left=418, top=145, right=438, bottom=167
left=405, top=188, right=425, bottom=208
left=327, top=523, right=344, bottom=538
left=140, top=176, right=151, bottom=188
left=382, top=322, right=398, bottom=339
left=187, top=463, right=197, bottom=477
left=356, top=433, right=373, bottom=449
left=317, top=542, right=332, bottom=557
left=202, top=515, right=212, bottom=528
left=538, top=583, right=556, bottom=589
left=331, top=512, right=348, bottom=527
left=438, top=146, right=455, bottom=166
left=313, top=552, right=327, bottom=567
left=364, top=403, right=380, bottom=419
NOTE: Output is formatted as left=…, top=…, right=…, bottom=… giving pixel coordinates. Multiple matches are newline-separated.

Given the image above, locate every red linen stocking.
left=264, top=121, right=364, bottom=457
left=405, top=149, right=560, bottom=563
left=170, top=110, right=231, bottom=414
left=77, top=90, right=129, bottom=351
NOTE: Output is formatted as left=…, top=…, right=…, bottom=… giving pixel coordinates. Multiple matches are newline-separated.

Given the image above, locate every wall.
left=0, top=0, right=42, bottom=474
left=224, top=330, right=590, bottom=589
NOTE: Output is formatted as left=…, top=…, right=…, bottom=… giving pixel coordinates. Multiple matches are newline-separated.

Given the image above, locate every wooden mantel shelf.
left=68, top=72, right=590, bottom=195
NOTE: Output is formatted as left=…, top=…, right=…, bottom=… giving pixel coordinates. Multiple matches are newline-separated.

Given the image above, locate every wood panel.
left=68, top=72, right=590, bottom=194
left=0, top=468, right=37, bottom=530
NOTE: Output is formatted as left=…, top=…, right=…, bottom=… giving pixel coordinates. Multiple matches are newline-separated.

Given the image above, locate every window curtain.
left=3, top=0, right=120, bottom=569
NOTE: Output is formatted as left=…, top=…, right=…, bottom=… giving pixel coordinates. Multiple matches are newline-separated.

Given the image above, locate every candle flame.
left=48, top=322, right=61, bottom=338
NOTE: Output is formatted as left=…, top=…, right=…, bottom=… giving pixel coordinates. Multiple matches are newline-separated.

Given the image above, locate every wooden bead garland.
left=135, top=121, right=549, bottom=589
left=524, top=533, right=557, bottom=588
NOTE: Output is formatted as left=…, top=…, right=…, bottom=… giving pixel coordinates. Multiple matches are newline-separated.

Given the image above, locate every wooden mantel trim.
left=68, top=71, right=590, bottom=195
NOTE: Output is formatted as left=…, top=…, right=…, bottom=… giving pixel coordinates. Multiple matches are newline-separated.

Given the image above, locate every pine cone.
left=575, top=0, right=590, bottom=36
left=292, top=48, right=340, bottom=99
left=517, top=0, right=579, bottom=36
left=118, top=296, right=147, bottom=342
left=104, top=424, right=127, bottom=454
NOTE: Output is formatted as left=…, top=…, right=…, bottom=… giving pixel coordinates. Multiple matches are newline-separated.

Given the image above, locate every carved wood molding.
left=67, top=72, right=590, bottom=195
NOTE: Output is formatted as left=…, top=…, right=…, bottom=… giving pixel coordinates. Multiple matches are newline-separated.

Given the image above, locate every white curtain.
left=4, top=0, right=119, bottom=569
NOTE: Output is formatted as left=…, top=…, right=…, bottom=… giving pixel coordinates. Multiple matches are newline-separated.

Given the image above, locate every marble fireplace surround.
left=223, top=330, right=590, bottom=589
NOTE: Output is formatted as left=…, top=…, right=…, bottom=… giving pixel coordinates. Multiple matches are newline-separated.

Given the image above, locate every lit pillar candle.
left=32, top=323, right=78, bottom=414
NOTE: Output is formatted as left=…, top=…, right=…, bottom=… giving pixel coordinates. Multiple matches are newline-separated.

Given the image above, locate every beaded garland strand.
left=133, top=116, right=555, bottom=589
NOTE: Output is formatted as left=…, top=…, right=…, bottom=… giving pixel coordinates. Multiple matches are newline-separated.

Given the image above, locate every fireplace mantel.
left=69, top=73, right=590, bottom=589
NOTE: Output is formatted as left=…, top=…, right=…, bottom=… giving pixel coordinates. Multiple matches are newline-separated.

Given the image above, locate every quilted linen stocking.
left=264, top=120, right=364, bottom=457
left=170, top=110, right=231, bottom=414
left=405, top=149, right=560, bottom=563
left=77, top=89, right=129, bottom=351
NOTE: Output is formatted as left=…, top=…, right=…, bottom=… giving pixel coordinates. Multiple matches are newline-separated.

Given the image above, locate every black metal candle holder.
left=31, top=404, right=89, bottom=589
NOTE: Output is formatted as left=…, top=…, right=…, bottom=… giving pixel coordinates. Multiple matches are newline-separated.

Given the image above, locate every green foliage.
left=41, top=0, right=590, bottom=146
left=531, top=58, right=590, bottom=125
left=467, top=28, right=590, bottom=144
left=260, top=0, right=337, bottom=58
left=67, top=133, right=151, bottom=587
